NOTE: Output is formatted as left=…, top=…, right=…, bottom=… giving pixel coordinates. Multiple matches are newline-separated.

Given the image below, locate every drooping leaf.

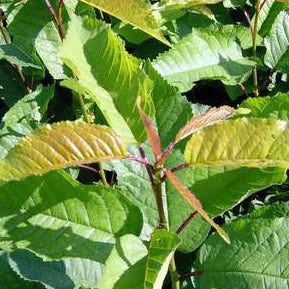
left=0, top=171, right=143, bottom=263
left=0, top=44, right=41, bottom=68
left=60, top=15, right=155, bottom=143
left=0, top=121, right=128, bottom=182
left=185, top=118, right=289, bottom=168
left=0, top=85, right=54, bottom=160
left=7, top=249, right=103, bottom=289
left=240, top=93, right=289, bottom=120
left=175, top=105, right=236, bottom=143
left=144, top=229, right=181, bottom=289
left=165, top=170, right=230, bottom=243
left=264, top=11, right=289, bottom=73
left=152, top=28, right=255, bottom=92
left=165, top=150, right=286, bottom=251
left=79, top=0, right=170, bottom=46
left=195, top=202, right=289, bottom=289
left=0, top=251, right=45, bottom=289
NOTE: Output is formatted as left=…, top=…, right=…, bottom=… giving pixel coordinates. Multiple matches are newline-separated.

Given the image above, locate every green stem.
left=151, top=167, right=180, bottom=289
left=169, top=258, right=180, bottom=289
left=76, top=91, right=90, bottom=123
left=252, top=0, right=261, bottom=97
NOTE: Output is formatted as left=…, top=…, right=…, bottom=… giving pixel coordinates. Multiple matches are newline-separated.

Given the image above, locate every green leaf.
left=144, top=229, right=181, bottom=289
left=0, top=171, right=143, bottom=263
left=145, top=62, right=192, bottom=148
left=253, top=0, right=275, bottom=33
left=104, top=145, right=158, bottom=240
left=0, top=44, right=41, bottom=68
left=185, top=118, right=289, bottom=168
left=159, top=0, right=222, bottom=10
left=98, top=234, right=147, bottom=289
left=0, top=60, right=27, bottom=107
left=264, top=11, right=289, bottom=72
left=79, top=0, right=170, bottom=46
left=0, top=121, right=128, bottom=182
left=7, top=0, right=51, bottom=66
left=195, top=202, right=289, bottom=289
left=0, top=85, right=54, bottom=160
left=60, top=15, right=155, bottom=143
left=240, top=93, right=289, bottom=120
left=35, top=22, right=68, bottom=79
left=0, top=251, right=45, bottom=289
left=152, top=28, right=255, bottom=92
left=105, top=146, right=211, bottom=252
left=7, top=249, right=103, bottom=289
left=99, top=230, right=180, bottom=289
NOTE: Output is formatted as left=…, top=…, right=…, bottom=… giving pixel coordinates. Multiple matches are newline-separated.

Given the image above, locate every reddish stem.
left=176, top=211, right=198, bottom=234
left=179, top=270, right=203, bottom=281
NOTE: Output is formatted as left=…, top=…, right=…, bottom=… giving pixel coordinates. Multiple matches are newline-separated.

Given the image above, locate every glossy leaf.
left=0, top=85, right=54, bottom=160
left=60, top=15, right=155, bottom=143
left=0, top=171, right=142, bottom=263
left=195, top=202, right=289, bottom=289
left=152, top=28, right=255, bottom=92
left=185, top=118, right=289, bottom=168
left=240, top=93, right=289, bottom=120
left=7, top=249, right=103, bottom=289
left=79, top=0, right=170, bottom=45
left=0, top=121, right=127, bottom=182
left=264, top=11, right=289, bottom=72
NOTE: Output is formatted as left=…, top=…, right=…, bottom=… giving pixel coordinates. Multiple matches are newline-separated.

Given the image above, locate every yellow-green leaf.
left=185, top=118, right=289, bottom=168
left=80, top=0, right=170, bottom=46
left=0, top=121, right=127, bottom=182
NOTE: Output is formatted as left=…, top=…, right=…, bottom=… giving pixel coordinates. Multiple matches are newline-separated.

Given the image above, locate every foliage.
left=0, top=0, right=289, bottom=288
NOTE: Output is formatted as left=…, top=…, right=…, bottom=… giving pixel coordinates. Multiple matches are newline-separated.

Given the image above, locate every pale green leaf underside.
left=0, top=121, right=127, bottom=182
left=152, top=28, right=255, bottom=92
left=0, top=171, right=142, bottom=263
left=264, top=11, right=289, bottom=72
left=145, top=229, right=180, bottom=289
left=196, top=203, right=289, bottom=289
left=185, top=118, right=289, bottom=167
left=80, top=0, right=170, bottom=46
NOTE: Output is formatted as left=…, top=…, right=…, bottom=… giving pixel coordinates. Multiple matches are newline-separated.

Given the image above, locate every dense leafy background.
left=0, top=0, right=289, bottom=288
